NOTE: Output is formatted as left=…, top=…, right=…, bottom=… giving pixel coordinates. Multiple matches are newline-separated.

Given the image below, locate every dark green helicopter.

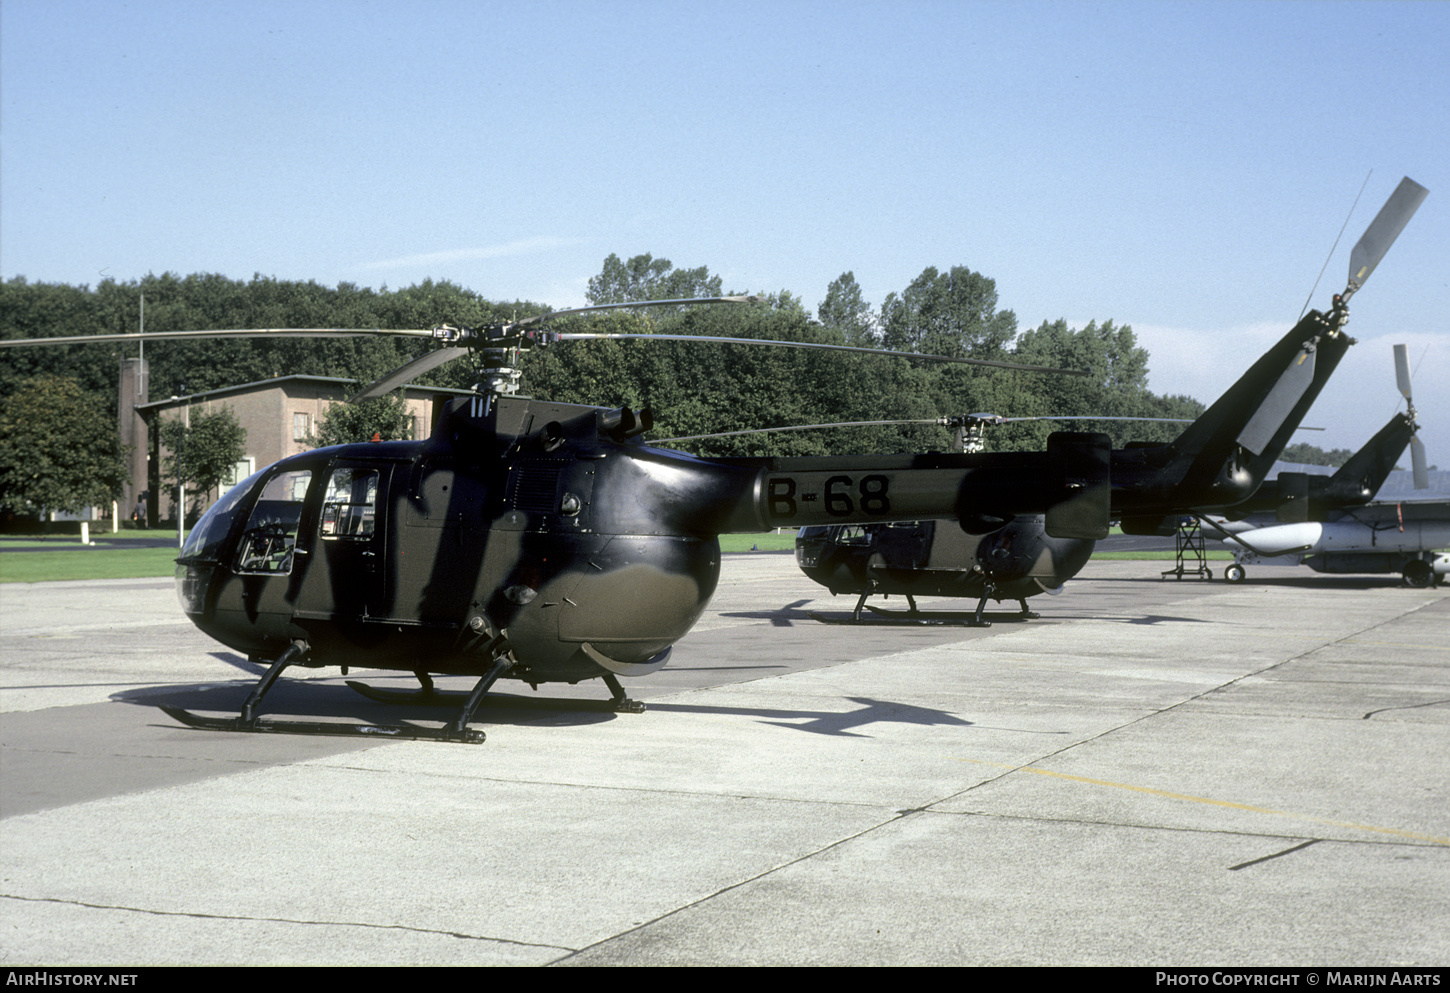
left=0, top=178, right=1421, bottom=742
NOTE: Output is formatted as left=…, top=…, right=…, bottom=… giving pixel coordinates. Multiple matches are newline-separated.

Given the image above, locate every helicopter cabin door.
left=292, top=463, right=391, bottom=628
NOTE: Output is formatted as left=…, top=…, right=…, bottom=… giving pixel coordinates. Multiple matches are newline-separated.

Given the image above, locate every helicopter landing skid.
left=807, top=600, right=1037, bottom=626
left=344, top=673, right=647, bottom=715
left=864, top=600, right=1026, bottom=623
left=158, top=705, right=487, bottom=743
left=864, top=603, right=1037, bottom=626
left=808, top=608, right=974, bottom=626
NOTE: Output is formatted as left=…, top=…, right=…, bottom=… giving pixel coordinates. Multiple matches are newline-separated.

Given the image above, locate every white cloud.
left=1131, top=320, right=1288, bottom=403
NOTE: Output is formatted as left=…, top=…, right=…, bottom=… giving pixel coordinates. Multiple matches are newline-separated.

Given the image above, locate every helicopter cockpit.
left=233, top=468, right=312, bottom=574
left=176, top=465, right=272, bottom=614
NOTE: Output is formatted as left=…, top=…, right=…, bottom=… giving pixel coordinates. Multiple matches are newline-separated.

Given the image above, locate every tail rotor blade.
left=1410, top=435, right=1429, bottom=490
left=1394, top=343, right=1414, bottom=401
left=1392, top=343, right=1428, bottom=490
left=1346, top=177, right=1429, bottom=298
left=1236, top=344, right=1316, bottom=455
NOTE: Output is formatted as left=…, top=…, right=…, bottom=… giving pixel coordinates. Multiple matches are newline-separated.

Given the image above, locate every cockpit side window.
left=234, top=469, right=312, bottom=575
left=319, top=468, right=379, bottom=538
left=179, top=465, right=268, bottom=564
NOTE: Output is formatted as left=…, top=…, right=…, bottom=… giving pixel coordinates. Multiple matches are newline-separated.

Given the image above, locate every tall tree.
left=879, top=266, right=1017, bottom=358
left=307, top=393, right=415, bottom=447
left=0, top=374, right=129, bottom=517
left=158, top=407, right=247, bottom=514
left=1279, top=443, right=1356, bottom=467
left=817, top=272, right=877, bottom=345
left=999, top=318, right=1203, bottom=450
left=586, top=253, right=723, bottom=304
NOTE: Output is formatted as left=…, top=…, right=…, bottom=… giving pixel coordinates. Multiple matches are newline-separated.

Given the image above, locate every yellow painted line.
left=956, top=759, right=1449, bottom=845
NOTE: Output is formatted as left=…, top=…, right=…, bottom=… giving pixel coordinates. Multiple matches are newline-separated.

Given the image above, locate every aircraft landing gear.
left=1225, top=563, right=1246, bottom=583
left=1403, top=560, right=1434, bottom=588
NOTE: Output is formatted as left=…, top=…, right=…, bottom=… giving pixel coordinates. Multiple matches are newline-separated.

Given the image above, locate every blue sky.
left=3, top=0, right=1447, bottom=463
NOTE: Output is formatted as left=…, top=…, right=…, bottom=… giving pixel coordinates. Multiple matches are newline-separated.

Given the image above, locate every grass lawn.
left=0, top=531, right=186, bottom=584
left=718, top=531, right=799, bottom=553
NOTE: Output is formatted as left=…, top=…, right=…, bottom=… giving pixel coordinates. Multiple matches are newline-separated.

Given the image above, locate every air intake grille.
left=512, top=461, right=565, bottom=514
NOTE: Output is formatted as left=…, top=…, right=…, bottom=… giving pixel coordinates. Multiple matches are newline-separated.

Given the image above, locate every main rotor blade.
left=0, top=327, right=434, bottom=349
left=558, top=333, right=1090, bottom=377
left=1346, top=176, right=1429, bottom=298
left=0, top=299, right=761, bottom=349
left=511, top=295, right=758, bottom=328
left=349, top=297, right=760, bottom=400
left=658, top=419, right=940, bottom=443
left=349, top=346, right=470, bottom=402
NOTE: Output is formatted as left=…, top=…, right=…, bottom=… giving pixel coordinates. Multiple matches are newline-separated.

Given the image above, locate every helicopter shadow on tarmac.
left=112, top=655, right=1050, bottom=739
left=715, top=598, right=817, bottom=626
left=1032, top=610, right=1216, bottom=625
left=117, top=679, right=1013, bottom=738
left=646, top=696, right=973, bottom=737
left=1210, top=574, right=1443, bottom=591
left=645, top=696, right=1074, bottom=739
left=114, top=672, right=624, bottom=732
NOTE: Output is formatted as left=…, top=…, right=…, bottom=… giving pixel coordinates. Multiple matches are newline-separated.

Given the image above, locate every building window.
left=293, top=412, right=311, bottom=442
left=222, top=457, right=256, bottom=490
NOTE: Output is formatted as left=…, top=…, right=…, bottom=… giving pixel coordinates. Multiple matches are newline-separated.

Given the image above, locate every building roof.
left=134, top=375, right=474, bottom=414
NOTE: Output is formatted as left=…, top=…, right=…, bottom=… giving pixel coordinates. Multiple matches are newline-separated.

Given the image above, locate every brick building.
left=123, top=360, right=469, bottom=525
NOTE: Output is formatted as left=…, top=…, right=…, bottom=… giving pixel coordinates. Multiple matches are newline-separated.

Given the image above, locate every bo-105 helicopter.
left=0, top=177, right=1424, bottom=742
left=662, top=413, right=1191, bottom=626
